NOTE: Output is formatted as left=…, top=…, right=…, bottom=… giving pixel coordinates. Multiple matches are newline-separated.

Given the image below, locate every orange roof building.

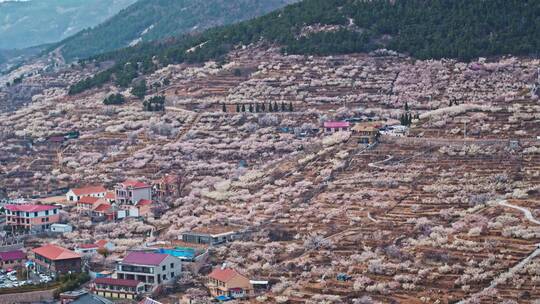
left=207, top=267, right=253, bottom=298
left=32, top=244, right=82, bottom=275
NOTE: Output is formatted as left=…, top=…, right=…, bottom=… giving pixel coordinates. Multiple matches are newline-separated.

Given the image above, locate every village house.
left=351, top=124, right=380, bottom=144
left=74, top=243, right=99, bottom=255
left=50, top=223, right=73, bottom=233
left=92, top=202, right=116, bottom=221
left=96, top=240, right=115, bottom=252
left=66, top=186, right=107, bottom=203
left=92, top=277, right=145, bottom=300
left=0, top=250, right=26, bottom=270
left=152, top=175, right=182, bottom=201
left=32, top=244, right=82, bottom=275
left=134, top=199, right=153, bottom=217
left=115, top=180, right=152, bottom=205
left=324, top=121, right=351, bottom=134
left=77, top=196, right=100, bottom=212
left=4, top=204, right=60, bottom=231
left=116, top=251, right=181, bottom=292
left=207, top=267, right=253, bottom=299
left=180, top=226, right=242, bottom=246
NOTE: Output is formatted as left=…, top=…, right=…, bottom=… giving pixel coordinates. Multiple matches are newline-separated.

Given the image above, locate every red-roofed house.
left=32, top=244, right=82, bottom=275
left=92, top=277, right=144, bottom=300
left=116, top=252, right=181, bottom=291
left=135, top=199, right=153, bottom=217
left=76, top=196, right=99, bottom=211
left=207, top=267, right=253, bottom=298
left=96, top=240, right=115, bottom=252
left=323, top=121, right=351, bottom=133
left=115, top=180, right=152, bottom=205
left=4, top=204, right=60, bottom=231
left=0, top=250, right=26, bottom=270
left=66, top=186, right=107, bottom=202
left=92, top=202, right=116, bottom=221
left=152, top=174, right=182, bottom=201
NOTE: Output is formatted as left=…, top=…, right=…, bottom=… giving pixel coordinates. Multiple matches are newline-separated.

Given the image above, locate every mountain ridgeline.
left=69, top=0, right=540, bottom=95
left=0, top=0, right=137, bottom=50
left=56, top=0, right=299, bottom=61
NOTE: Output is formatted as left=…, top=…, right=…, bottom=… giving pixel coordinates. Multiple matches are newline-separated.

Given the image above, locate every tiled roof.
left=95, top=240, right=110, bottom=248
left=208, top=268, right=244, bottom=283
left=0, top=250, right=26, bottom=261
left=324, top=121, right=350, bottom=128
left=78, top=196, right=99, bottom=205
left=71, top=186, right=106, bottom=196
left=78, top=243, right=99, bottom=249
left=32, top=244, right=81, bottom=260
left=122, top=252, right=168, bottom=266
left=95, top=277, right=140, bottom=288
left=136, top=199, right=152, bottom=207
left=139, top=298, right=162, bottom=304
left=104, top=192, right=115, bottom=200
left=93, top=203, right=112, bottom=213
left=5, top=204, right=57, bottom=212
left=121, top=179, right=150, bottom=188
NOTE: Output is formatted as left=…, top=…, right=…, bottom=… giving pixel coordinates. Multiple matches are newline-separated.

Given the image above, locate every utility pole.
left=464, top=120, right=467, bottom=139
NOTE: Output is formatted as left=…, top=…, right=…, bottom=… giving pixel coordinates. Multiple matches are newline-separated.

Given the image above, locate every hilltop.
left=69, top=0, right=540, bottom=95
left=55, top=0, right=299, bottom=61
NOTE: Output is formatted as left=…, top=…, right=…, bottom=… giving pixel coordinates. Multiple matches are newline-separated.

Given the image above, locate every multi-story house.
left=66, top=185, right=107, bottom=202
left=207, top=267, right=253, bottom=299
left=32, top=244, right=82, bottom=275
left=92, top=277, right=145, bottom=300
left=4, top=204, right=60, bottom=231
left=116, top=252, right=181, bottom=292
left=152, top=175, right=182, bottom=202
left=0, top=250, right=26, bottom=270
left=114, top=180, right=152, bottom=205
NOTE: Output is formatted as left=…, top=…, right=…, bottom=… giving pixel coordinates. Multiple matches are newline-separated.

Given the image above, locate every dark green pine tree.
left=274, top=101, right=279, bottom=112
left=261, top=103, right=266, bottom=112
left=405, top=102, right=409, bottom=112
left=236, top=104, right=241, bottom=112
left=281, top=101, right=286, bottom=111
left=268, top=103, right=273, bottom=112
left=241, top=104, right=246, bottom=112
left=255, top=103, right=260, bottom=112
left=249, top=104, right=254, bottom=112
left=222, top=103, right=227, bottom=112
left=289, top=101, right=293, bottom=112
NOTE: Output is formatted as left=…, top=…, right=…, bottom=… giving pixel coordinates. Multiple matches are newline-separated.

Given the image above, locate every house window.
left=162, top=265, right=166, bottom=271
left=45, top=210, right=49, bottom=215
left=34, top=212, right=38, bottom=217
left=170, top=272, right=174, bottom=278
left=170, top=263, right=174, bottom=269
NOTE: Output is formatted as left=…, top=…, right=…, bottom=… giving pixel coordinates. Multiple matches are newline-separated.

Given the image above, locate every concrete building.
left=92, top=277, right=145, bottom=300
left=116, top=251, right=181, bottom=292
left=207, top=267, right=253, bottom=299
left=50, top=223, right=73, bottom=233
left=32, top=244, right=82, bottom=275
left=323, top=121, right=350, bottom=134
left=115, top=180, right=152, bottom=205
left=4, top=204, right=60, bottom=231
left=0, top=250, right=26, bottom=270
left=180, top=226, right=241, bottom=246
left=66, top=186, right=107, bottom=203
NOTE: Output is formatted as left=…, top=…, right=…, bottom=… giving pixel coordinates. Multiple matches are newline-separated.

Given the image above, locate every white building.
left=66, top=186, right=107, bottom=202
left=50, top=223, right=73, bottom=233
left=116, top=251, right=181, bottom=292
left=114, top=180, right=152, bottom=205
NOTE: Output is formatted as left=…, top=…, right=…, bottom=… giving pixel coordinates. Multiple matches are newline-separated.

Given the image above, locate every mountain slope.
left=70, top=0, right=540, bottom=94
left=57, top=0, right=299, bottom=61
left=0, top=0, right=137, bottom=50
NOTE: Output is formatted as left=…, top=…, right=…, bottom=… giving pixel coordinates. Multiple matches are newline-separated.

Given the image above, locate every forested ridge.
left=56, top=0, right=297, bottom=61
left=69, top=0, right=540, bottom=95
